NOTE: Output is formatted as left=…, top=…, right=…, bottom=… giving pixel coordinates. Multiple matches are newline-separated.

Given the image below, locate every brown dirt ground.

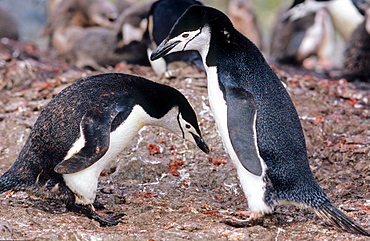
left=0, top=40, right=369, bottom=240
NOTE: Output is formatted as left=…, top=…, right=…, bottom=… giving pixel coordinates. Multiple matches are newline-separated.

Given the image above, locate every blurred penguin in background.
left=44, top=0, right=156, bottom=70
left=116, top=0, right=156, bottom=49
left=66, top=1, right=153, bottom=69
left=342, top=2, right=370, bottom=83
left=115, top=0, right=134, bottom=14
left=270, top=5, right=334, bottom=70
left=227, top=0, right=262, bottom=49
left=0, top=6, right=19, bottom=40
left=283, top=0, right=365, bottom=42
left=44, top=0, right=118, bottom=56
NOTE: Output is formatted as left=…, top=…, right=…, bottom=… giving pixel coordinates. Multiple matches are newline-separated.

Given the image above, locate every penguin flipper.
left=287, top=31, right=305, bottom=57
left=226, top=87, right=263, bottom=176
left=54, top=107, right=115, bottom=174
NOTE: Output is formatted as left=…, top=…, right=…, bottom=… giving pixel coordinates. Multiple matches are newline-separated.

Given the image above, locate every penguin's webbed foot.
left=93, top=200, right=107, bottom=209
left=92, top=200, right=126, bottom=221
left=95, top=210, right=127, bottom=221
left=223, top=211, right=263, bottom=228
left=91, top=210, right=126, bottom=226
left=67, top=203, right=126, bottom=227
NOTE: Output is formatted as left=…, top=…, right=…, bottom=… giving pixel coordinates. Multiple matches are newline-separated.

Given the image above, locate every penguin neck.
left=203, top=23, right=266, bottom=68
left=326, top=0, right=363, bottom=41
left=148, top=106, right=180, bottom=133
left=133, top=83, right=178, bottom=119
left=131, top=84, right=195, bottom=138
left=202, top=24, right=270, bottom=88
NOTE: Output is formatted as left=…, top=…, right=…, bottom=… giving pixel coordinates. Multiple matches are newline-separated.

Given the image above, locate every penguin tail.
left=315, top=202, right=370, bottom=236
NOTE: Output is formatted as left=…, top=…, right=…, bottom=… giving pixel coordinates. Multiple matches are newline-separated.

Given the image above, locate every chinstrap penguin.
left=342, top=3, right=370, bottom=83
left=0, top=73, right=209, bottom=226
left=270, top=5, right=333, bottom=69
left=283, top=0, right=366, bottom=42
left=0, top=6, right=19, bottom=40
left=145, top=0, right=204, bottom=77
left=150, top=5, right=370, bottom=236
left=43, top=0, right=118, bottom=57
left=60, top=1, right=153, bottom=70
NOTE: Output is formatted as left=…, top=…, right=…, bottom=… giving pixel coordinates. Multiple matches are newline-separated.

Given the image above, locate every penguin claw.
left=95, top=210, right=127, bottom=220
left=67, top=203, right=126, bottom=226
left=91, top=211, right=123, bottom=227
left=93, top=200, right=107, bottom=210
left=223, top=212, right=263, bottom=228
left=223, top=217, right=263, bottom=228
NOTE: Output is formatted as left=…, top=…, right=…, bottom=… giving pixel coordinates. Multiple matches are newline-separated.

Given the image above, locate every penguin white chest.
left=205, top=66, right=272, bottom=214
left=206, top=67, right=229, bottom=140
left=206, top=67, right=246, bottom=166
left=63, top=105, right=150, bottom=205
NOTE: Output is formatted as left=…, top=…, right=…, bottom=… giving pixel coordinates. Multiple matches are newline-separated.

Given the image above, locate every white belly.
left=327, top=0, right=364, bottom=41
left=205, top=66, right=272, bottom=214
left=63, top=105, right=149, bottom=205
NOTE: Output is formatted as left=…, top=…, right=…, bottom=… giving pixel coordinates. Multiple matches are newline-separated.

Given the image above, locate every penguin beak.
left=150, top=39, right=180, bottom=61
left=191, top=132, right=209, bottom=154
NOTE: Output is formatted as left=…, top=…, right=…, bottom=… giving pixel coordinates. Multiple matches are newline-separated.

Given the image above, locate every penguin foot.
left=95, top=210, right=127, bottom=221
left=223, top=211, right=263, bottom=228
left=67, top=203, right=126, bottom=227
left=91, top=210, right=126, bottom=227
left=93, top=200, right=106, bottom=209
left=92, top=200, right=126, bottom=221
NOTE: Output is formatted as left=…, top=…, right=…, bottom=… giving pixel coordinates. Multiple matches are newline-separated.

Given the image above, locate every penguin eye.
left=182, top=33, right=189, bottom=38
left=185, top=124, right=191, bottom=129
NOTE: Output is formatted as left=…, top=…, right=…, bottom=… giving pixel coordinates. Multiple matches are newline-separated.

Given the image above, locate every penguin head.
left=176, top=110, right=209, bottom=154
left=155, top=103, right=209, bottom=154
left=139, top=83, right=209, bottom=154
left=150, top=5, right=233, bottom=62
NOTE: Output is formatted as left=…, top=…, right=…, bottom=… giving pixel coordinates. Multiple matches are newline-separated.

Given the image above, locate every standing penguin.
left=283, top=0, right=366, bottom=42
left=0, top=6, right=19, bottom=40
left=150, top=5, right=370, bottom=236
left=43, top=0, right=119, bottom=57
left=270, top=6, right=333, bottom=69
left=0, top=73, right=209, bottom=226
left=342, top=4, right=370, bottom=82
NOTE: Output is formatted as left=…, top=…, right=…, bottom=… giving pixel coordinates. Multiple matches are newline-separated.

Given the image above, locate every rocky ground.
left=0, top=40, right=369, bottom=240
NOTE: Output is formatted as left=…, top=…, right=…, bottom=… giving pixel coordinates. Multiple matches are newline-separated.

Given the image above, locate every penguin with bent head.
left=0, top=73, right=209, bottom=226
